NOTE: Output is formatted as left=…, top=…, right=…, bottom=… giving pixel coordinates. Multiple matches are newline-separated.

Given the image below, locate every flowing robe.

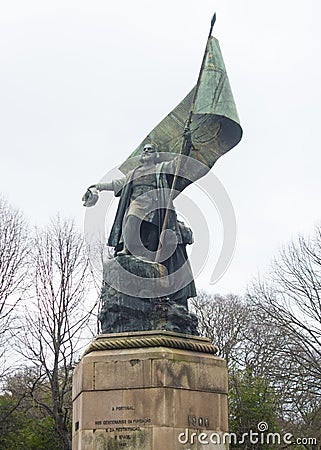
left=106, top=159, right=196, bottom=302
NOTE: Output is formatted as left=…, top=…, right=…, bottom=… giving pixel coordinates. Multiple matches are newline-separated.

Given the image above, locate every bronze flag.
left=119, top=35, right=242, bottom=177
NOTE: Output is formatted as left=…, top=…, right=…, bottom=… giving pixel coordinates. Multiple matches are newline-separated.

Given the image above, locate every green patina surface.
left=119, top=37, right=242, bottom=176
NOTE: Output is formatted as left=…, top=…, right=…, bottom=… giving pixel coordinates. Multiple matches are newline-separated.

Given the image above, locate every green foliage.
left=228, top=369, right=279, bottom=449
left=0, top=380, right=66, bottom=450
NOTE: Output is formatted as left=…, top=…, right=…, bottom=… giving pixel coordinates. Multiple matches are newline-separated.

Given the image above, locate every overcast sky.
left=1, top=0, right=321, bottom=295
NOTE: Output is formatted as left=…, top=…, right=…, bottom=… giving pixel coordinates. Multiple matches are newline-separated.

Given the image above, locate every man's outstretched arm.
left=96, top=178, right=125, bottom=196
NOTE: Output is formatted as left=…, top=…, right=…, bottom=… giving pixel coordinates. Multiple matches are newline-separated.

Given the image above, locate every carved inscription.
left=188, top=415, right=210, bottom=428
left=93, top=404, right=152, bottom=447
left=112, top=405, right=135, bottom=411
left=94, top=417, right=151, bottom=431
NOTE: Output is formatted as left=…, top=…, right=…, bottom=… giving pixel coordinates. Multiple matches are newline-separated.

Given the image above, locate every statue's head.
left=140, top=143, right=159, bottom=164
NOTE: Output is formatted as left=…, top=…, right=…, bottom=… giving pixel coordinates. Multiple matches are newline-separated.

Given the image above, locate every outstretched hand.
left=82, top=185, right=99, bottom=207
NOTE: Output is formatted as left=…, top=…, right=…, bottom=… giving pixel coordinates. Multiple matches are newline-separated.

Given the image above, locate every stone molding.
left=84, top=330, right=218, bottom=355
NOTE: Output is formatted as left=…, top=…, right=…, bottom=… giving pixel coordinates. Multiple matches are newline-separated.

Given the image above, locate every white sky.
left=1, top=0, right=321, bottom=295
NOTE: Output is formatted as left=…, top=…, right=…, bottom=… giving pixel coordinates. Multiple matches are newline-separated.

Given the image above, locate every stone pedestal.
left=72, top=331, right=228, bottom=450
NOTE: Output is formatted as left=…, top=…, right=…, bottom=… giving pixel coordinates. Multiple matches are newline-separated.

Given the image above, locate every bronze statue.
left=83, top=15, right=242, bottom=335
left=84, top=134, right=197, bottom=302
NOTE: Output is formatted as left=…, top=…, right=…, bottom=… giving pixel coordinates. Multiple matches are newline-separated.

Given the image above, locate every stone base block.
left=72, top=331, right=228, bottom=450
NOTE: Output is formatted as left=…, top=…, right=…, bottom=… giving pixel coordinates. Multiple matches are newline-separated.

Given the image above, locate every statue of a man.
left=85, top=140, right=196, bottom=305
left=81, top=21, right=243, bottom=333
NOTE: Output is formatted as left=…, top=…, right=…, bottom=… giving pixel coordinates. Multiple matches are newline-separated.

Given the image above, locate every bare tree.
left=15, top=217, right=95, bottom=449
left=0, top=196, right=29, bottom=378
left=191, top=292, right=285, bottom=441
left=190, top=292, right=251, bottom=365
left=247, top=225, right=321, bottom=446
left=191, top=290, right=291, bottom=388
left=247, top=227, right=321, bottom=395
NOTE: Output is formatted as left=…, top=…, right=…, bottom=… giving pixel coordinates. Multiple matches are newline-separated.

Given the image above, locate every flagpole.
left=155, top=13, right=216, bottom=264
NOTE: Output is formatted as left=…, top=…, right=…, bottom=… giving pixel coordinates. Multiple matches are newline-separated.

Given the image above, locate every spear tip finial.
left=209, top=12, right=216, bottom=37
left=211, top=12, right=216, bottom=27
